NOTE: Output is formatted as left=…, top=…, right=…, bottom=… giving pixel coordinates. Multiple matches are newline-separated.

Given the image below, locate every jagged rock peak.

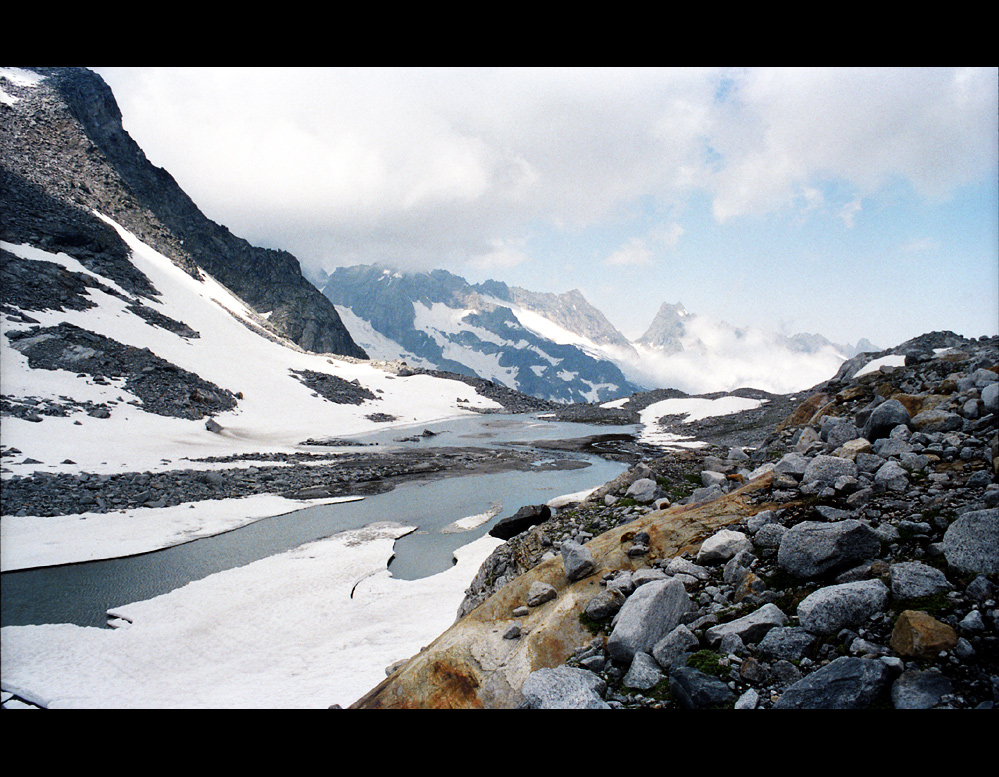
left=506, top=286, right=634, bottom=350
left=636, top=301, right=691, bottom=353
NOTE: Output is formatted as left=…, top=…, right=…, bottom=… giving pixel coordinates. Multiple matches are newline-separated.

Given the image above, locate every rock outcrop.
left=1, top=67, right=367, bottom=359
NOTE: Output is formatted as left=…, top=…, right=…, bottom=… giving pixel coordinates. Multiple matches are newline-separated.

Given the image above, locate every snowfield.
left=635, top=395, right=765, bottom=448
left=0, top=216, right=514, bottom=708
left=2, top=523, right=503, bottom=709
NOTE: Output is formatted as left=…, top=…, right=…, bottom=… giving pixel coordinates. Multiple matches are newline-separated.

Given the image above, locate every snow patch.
left=0, top=526, right=503, bottom=708
left=854, top=354, right=907, bottom=377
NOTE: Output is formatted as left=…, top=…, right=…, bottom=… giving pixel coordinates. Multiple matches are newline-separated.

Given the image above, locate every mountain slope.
left=1, top=66, right=366, bottom=359
left=322, top=265, right=644, bottom=404
left=0, top=68, right=513, bottom=478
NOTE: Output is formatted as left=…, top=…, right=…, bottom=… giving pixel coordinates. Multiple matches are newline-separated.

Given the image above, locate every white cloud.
left=468, top=239, right=528, bottom=270
left=94, top=66, right=997, bottom=287
left=605, top=237, right=654, bottom=266
left=707, top=67, right=998, bottom=222
left=903, top=237, right=940, bottom=253
left=839, top=196, right=863, bottom=228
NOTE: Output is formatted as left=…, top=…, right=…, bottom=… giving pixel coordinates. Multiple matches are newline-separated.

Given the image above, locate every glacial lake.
left=1, top=413, right=634, bottom=629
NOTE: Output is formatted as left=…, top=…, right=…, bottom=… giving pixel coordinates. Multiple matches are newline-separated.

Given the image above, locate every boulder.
left=651, top=624, right=699, bottom=669
left=560, top=540, right=597, bottom=581
left=489, top=504, right=551, bottom=540
left=626, top=477, right=661, bottom=503
left=942, top=508, right=999, bottom=574
left=826, top=421, right=861, bottom=448
left=777, top=519, right=881, bottom=579
left=796, top=579, right=889, bottom=635
left=756, top=626, right=817, bottom=661
left=891, top=670, right=955, bottom=709
left=911, top=408, right=964, bottom=433
left=873, top=460, right=909, bottom=492
left=889, top=561, right=953, bottom=600
left=668, top=666, right=736, bottom=709
left=521, top=666, right=610, bottom=709
left=607, top=578, right=691, bottom=663
left=801, top=455, right=858, bottom=487
left=774, top=656, right=892, bottom=709
left=704, top=603, right=787, bottom=647
left=622, top=651, right=664, bottom=690
left=982, top=382, right=999, bottom=414
left=583, top=588, right=625, bottom=619
left=890, top=610, right=959, bottom=658
left=862, top=398, right=912, bottom=441
left=696, top=529, right=752, bottom=564
left=526, top=581, right=557, bottom=607
left=774, top=452, right=810, bottom=478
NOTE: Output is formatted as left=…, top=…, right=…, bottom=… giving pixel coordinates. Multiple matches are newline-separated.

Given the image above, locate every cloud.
left=839, top=197, right=863, bottom=228
left=605, top=237, right=654, bottom=267
left=707, top=67, right=999, bottom=221
left=468, top=239, right=529, bottom=271
left=95, top=66, right=998, bottom=280
left=903, top=237, right=940, bottom=253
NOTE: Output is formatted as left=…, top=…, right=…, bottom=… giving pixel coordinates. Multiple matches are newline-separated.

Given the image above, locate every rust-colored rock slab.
left=350, top=472, right=775, bottom=709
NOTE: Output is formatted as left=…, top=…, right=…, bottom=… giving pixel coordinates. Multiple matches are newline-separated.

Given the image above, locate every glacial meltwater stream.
left=1, top=413, right=634, bottom=629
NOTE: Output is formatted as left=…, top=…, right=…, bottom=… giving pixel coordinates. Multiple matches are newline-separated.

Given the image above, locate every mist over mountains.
left=317, top=263, right=878, bottom=399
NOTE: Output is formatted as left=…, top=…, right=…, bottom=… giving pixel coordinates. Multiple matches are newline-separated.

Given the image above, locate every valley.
left=1, top=67, right=995, bottom=710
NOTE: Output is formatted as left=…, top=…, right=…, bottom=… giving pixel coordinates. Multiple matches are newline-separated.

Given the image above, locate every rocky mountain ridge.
left=322, top=264, right=643, bottom=404
left=351, top=331, right=998, bottom=709
left=322, top=261, right=879, bottom=400
left=1, top=66, right=366, bottom=359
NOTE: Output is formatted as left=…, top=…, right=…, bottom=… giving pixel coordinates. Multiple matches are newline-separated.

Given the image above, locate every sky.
left=92, top=67, right=998, bottom=349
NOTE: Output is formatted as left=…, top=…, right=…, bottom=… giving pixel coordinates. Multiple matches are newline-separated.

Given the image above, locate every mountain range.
left=318, top=264, right=879, bottom=401
left=319, top=265, right=644, bottom=404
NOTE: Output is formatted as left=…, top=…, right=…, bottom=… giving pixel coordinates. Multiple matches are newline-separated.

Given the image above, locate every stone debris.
left=470, top=332, right=997, bottom=709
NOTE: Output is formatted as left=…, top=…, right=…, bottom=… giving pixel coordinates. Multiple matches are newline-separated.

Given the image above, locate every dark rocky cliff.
left=1, top=67, right=367, bottom=359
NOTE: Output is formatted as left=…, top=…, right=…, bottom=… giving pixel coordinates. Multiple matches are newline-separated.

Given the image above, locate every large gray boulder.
left=942, top=508, right=999, bottom=574
left=651, top=624, right=699, bottom=669
left=756, top=626, right=818, bottom=661
left=668, top=666, right=736, bottom=709
left=862, top=398, right=911, bottom=441
left=890, top=561, right=953, bottom=600
left=777, top=519, right=882, bottom=579
left=704, top=603, right=788, bottom=647
left=982, top=382, right=999, bottom=415
left=622, top=651, right=664, bottom=690
left=626, top=477, right=661, bottom=504
left=873, top=460, right=910, bottom=492
left=826, top=420, right=861, bottom=448
left=891, top=669, right=955, bottom=709
left=801, top=455, right=858, bottom=487
left=911, top=408, right=964, bottom=433
left=774, top=656, right=892, bottom=709
left=560, top=540, right=597, bottom=581
left=607, top=578, right=691, bottom=663
left=696, top=529, right=752, bottom=564
left=774, top=452, right=810, bottom=478
left=521, top=666, right=610, bottom=709
left=796, top=579, right=890, bottom=635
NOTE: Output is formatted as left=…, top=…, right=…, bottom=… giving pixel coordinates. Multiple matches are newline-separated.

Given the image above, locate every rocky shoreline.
left=353, top=332, right=998, bottom=709
left=0, top=442, right=593, bottom=519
